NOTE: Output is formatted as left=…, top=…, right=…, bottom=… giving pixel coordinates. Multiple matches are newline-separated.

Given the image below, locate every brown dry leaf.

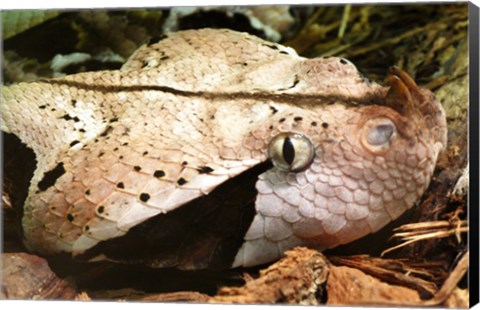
left=140, top=291, right=211, bottom=302
left=210, top=247, right=329, bottom=305
left=326, top=265, right=422, bottom=306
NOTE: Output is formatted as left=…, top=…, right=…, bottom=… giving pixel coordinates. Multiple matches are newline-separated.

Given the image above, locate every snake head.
left=233, top=66, right=447, bottom=267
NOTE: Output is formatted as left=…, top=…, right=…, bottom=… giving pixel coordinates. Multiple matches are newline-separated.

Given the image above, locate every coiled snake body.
left=1, top=29, right=447, bottom=269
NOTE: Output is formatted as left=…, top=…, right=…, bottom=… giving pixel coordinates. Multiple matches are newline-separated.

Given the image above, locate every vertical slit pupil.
left=282, top=137, right=295, bottom=165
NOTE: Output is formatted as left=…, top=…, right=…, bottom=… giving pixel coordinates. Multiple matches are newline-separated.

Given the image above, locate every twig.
left=329, top=256, right=438, bottom=297
left=381, top=220, right=468, bottom=256
left=338, top=4, right=352, bottom=39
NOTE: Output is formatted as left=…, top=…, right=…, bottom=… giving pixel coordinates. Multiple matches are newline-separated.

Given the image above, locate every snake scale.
left=1, top=28, right=447, bottom=269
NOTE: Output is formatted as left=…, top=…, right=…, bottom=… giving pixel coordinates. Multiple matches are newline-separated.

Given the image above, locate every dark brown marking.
left=100, top=126, right=113, bottom=137
left=139, top=193, right=150, bottom=202
left=154, top=170, right=165, bottom=178
left=37, top=162, right=65, bottom=192
left=197, top=166, right=214, bottom=174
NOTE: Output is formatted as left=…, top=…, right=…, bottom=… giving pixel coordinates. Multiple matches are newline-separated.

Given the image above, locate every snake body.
left=1, top=29, right=447, bottom=269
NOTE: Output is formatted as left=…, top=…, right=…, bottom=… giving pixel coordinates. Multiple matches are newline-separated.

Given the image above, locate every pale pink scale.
left=85, top=178, right=116, bottom=204
left=301, top=183, right=316, bottom=201
left=322, top=214, right=347, bottom=235
left=314, top=207, right=329, bottom=221
left=353, top=189, right=370, bottom=205
left=369, top=194, right=383, bottom=211
left=103, top=163, right=132, bottom=183
left=63, top=181, right=86, bottom=204
left=282, top=205, right=301, bottom=223
left=70, top=198, right=96, bottom=225
left=406, top=155, right=418, bottom=167
left=48, top=193, right=70, bottom=217
left=383, top=190, right=393, bottom=202
left=256, top=178, right=274, bottom=195
left=239, top=238, right=280, bottom=267
left=369, top=179, right=385, bottom=195
left=274, top=184, right=301, bottom=206
left=328, top=175, right=343, bottom=186
left=257, top=193, right=284, bottom=217
left=384, top=178, right=397, bottom=190
left=384, top=201, right=407, bottom=220
left=315, top=182, right=336, bottom=198
left=335, top=219, right=371, bottom=244
left=244, top=214, right=265, bottom=240
left=366, top=210, right=391, bottom=233
left=345, top=203, right=370, bottom=221
left=293, top=217, right=325, bottom=238
left=298, top=198, right=316, bottom=218
left=277, top=235, right=304, bottom=254
left=335, top=186, right=354, bottom=203
left=97, top=192, right=138, bottom=222
left=393, top=187, right=407, bottom=200
left=264, top=217, right=293, bottom=241
left=327, top=197, right=346, bottom=214
left=85, top=217, right=126, bottom=241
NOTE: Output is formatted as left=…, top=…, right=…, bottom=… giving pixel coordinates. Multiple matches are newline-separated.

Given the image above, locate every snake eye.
left=361, top=118, right=397, bottom=153
left=268, top=133, right=314, bottom=172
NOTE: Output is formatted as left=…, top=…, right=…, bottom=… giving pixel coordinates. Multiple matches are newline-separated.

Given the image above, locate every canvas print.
left=0, top=2, right=475, bottom=307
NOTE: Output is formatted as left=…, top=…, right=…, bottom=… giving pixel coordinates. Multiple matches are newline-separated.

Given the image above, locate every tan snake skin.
left=1, top=29, right=447, bottom=268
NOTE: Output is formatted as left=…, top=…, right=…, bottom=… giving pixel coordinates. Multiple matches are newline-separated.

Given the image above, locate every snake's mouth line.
left=76, top=161, right=274, bottom=270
